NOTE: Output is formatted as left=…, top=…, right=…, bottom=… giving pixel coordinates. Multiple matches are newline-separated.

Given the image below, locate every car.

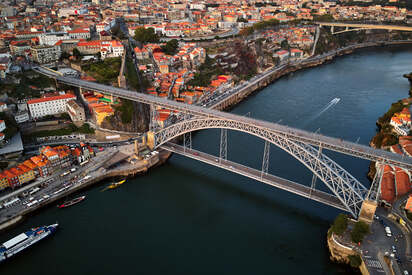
left=392, top=246, right=397, bottom=253
left=230, top=166, right=234, bottom=169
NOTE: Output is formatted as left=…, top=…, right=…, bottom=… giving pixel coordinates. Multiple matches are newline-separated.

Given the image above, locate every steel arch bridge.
left=149, top=117, right=369, bottom=217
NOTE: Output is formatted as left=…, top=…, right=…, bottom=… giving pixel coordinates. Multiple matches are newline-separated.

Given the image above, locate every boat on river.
left=0, top=223, right=58, bottom=263
left=57, top=196, right=86, bottom=208
left=101, top=179, right=126, bottom=192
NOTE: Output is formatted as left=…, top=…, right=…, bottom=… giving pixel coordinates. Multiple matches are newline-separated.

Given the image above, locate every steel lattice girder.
left=367, top=163, right=384, bottom=202
left=154, top=118, right=369, bottom=217
left=36, top=68, right=412, bottom=170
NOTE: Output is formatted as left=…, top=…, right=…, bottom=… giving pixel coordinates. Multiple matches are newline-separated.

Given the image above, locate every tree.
left=73, top=48, right=81, bottom=59
left=161, top=39, right=179, bottom=55
left=134, top=27, right=159, bottom=43
left=60, top=52, right=70, bottom=60
left=237, top=17, right=248, bottom=23
left=351, top=221, right=369, bottom=244
left=281, top=39, right=290, bottom=50
left=331, top=214, right=348, bottom=236
left=348, top=255, right=362, bottom=268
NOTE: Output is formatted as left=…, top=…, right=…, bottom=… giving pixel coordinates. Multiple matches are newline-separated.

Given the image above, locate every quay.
left=0, top=142, right=171, bottom=231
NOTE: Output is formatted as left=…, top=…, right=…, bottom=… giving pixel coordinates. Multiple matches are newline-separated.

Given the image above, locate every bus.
left=29, top=187, right=41, bottom=195
left=80, top=160, right=89, bottom=166
left=60, top=171, right=70, bottom=177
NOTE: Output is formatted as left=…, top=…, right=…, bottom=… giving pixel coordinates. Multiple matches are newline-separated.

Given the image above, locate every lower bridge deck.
left=160, top=142, right=349, bottom=212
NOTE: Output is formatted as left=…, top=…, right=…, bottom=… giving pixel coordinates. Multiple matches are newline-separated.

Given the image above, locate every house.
left=290, top=48, right=304, bottom=58
left=275, top=50, right=290, bottom=61
left=27, top=94, right=76, bottom=119
left=30, top=45, right=62, bottom=64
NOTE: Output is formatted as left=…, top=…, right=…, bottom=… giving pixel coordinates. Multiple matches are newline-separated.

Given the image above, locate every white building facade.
left=27, top=94, right=76, bottom=119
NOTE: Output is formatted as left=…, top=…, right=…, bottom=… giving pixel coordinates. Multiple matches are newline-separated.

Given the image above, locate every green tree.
left=134, top=27, right=159, bottom=43
left=73, top=48, right=81, bottom=59
left=237, top=17, right=248, bottom=23
left=161, top=39, right=179, bottom=55
left=348, top=254, right=362, bottom=268
left=351, top=221, right=369, bottom=244
left=331, top=214, right=348, bottom=236
left=280, top=39, right=290, bottom=50
left=60, top=52, right=70, bottom=60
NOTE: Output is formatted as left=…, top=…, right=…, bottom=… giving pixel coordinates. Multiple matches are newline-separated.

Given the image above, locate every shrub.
left=348, top=254, right=362, bottom=268
left=351, top=221, right=369, bottom=243
left=331, top=214, right=348, bottom=236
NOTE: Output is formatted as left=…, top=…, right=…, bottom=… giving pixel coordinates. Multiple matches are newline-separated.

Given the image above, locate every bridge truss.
left=152, top=117, right=369, bottom=217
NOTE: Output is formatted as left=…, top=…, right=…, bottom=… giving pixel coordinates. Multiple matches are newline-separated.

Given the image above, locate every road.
left=33, top=64, right=412, bottom=171
left=160, top=27, right=239, bottom=42
left=361, top=208, right=412, bottom=274
left=161, top=142, right=348, bottom=212
left=0, top=149, right=117, bottom=224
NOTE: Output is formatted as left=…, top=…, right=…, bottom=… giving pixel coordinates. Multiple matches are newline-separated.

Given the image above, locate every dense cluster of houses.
left=380, top=107, right=412, bottom=204
left=0, top=143, right=94, bottom=191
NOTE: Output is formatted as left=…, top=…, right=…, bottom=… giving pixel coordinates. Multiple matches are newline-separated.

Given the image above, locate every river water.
left=2, top=46, right=412, bottom=275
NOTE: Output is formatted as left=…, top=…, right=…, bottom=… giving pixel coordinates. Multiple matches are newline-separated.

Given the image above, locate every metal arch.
left=34, top=67, right=412, bottom=171
left=367, top=163, right=384, bottom=202
left=153, top=118, right=368, bottom=217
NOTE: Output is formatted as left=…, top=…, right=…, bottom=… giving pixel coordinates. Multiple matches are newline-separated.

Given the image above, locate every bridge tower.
left=358, top=163, right=383, bottom=224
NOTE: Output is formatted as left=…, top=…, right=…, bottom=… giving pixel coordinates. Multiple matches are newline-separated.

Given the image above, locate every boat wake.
left=301, top=98, right=340, bottom=127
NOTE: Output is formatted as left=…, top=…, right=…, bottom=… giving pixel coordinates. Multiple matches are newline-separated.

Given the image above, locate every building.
left=40, top=145, right=72, bottom=173
left=9, top=40, right=31, bottom=56
left=27, top=94, right=76, bottom=119
left=134, top=47, right=149, bottom=60
left=14, top=111, right=30, bottom=123
left=405, top=195, right=412, bottom=212
left=68, top=29, right=91, bottom=40
left=30, top=45, right=62, bottom=64
left=30, top=155, right=49, bottom=177
left=66, top=100, right=86, bottom=126
left=0, top=120, right=5, bottom=132
left=72, top=143, right=94, bottom=164
left=77, top=40, right=101, bottom=54
left=16, top=164, right=35, bottom=185
left=0, top=172, right=9, bottom=190
left=39, top=33, right=70, bottom=46
left=3, top=170, right=19, bottom=188
left=0, top=102, right=7, bottom=112
left=275, top=50, right=290, bottom=61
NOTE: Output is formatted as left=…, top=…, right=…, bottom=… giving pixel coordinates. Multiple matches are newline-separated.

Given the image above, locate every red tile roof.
left=27, top=94, right=76, bottom=104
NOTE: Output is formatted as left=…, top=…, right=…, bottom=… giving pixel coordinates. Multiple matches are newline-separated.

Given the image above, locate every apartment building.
left=27, top=94, right=76, bottom=119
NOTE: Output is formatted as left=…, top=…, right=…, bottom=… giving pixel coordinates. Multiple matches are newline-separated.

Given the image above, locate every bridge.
left=317, top=22, right=412, bottom=35
left=34, top=66, right=412, bottom=218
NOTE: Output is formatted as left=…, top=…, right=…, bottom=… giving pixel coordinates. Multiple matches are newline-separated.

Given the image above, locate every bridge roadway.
left=34, top=67, right=412, bottom=171
left=317, top=22, right=412, bottom=32
left=161, top=142, right=348, bottom=211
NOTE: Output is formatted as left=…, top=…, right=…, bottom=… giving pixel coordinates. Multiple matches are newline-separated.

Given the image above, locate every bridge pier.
left=146, top=131, right=156, bottom=150
left=358, top=200, right=377, bottom=224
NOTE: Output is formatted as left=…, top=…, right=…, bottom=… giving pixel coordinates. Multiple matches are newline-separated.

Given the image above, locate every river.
left=2, top=46, right=412, bottom=275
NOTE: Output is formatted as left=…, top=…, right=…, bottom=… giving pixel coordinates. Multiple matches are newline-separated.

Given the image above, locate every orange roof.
left=395, top=167, right=410, bottom=196
left=27, top=94, right=76, bottom=105
left=17, top=164, right=31, bottom=173
left=23, top=159, right=37, bottom=170
left=77, top=40, right=101, bottom=47
left=405, top=195, right=412, bottom=212
left=3, top=170, right=17, bottom=179
left=381, top=169, right=395, bottom=203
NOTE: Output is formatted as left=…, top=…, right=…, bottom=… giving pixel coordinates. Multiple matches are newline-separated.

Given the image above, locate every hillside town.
left=0, top=0, right=411, bottom=274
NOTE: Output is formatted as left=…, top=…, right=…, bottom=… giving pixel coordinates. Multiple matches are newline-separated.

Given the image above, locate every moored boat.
left=101, top=179, right=126, bottom=192
left=57, top=196, right=86, bottom=208
left=0, top=223, right=58, bottom=263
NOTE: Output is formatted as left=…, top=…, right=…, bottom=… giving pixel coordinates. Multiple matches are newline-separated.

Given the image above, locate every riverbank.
left=0, top=148, right=172, bottom=232
left=212, top=40, right=412, bottom=113
left=367, top=71, right=412, bottom=181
